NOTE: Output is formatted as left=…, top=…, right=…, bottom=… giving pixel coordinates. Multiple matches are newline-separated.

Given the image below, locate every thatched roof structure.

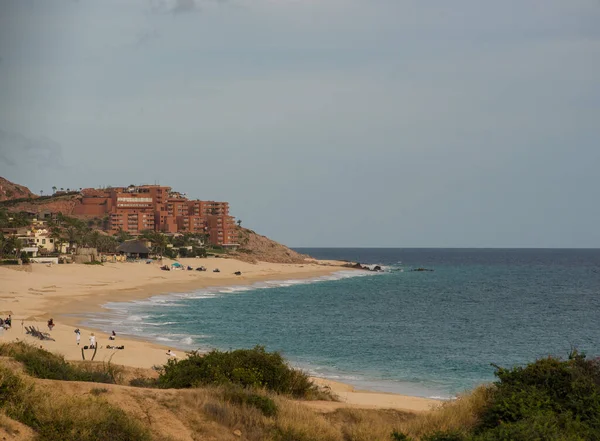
left=116, top=240, right=151, bottom=255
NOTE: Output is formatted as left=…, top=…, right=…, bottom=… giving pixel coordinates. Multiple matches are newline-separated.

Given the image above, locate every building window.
left=42, top=239, right=46, bottom=244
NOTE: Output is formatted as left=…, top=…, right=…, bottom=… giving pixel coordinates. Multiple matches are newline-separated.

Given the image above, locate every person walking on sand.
left=75, top=328, right=81, bottom=345
left=166, top=349, right=177, bottom=358
left=89, top=333, right=96, bottom=349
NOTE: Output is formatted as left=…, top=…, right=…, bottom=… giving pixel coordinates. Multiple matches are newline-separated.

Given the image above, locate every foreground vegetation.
left=0, top=342, right=121, bottom=384
left=394, top=350, right=600, bottom=440
left=151, top=346, right=323, bottom=399
left=0, top=342, right=598, bottom=440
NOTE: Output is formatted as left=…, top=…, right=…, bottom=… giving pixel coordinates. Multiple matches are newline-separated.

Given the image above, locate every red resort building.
left=72, top=185, right=238, bottom=246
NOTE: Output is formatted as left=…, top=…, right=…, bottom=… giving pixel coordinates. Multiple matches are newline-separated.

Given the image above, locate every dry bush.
left=394, top=386, right=494, bottom=439
left=175, top=387, right=272, bottom=440
left=272, top=399, right=341, bottom=441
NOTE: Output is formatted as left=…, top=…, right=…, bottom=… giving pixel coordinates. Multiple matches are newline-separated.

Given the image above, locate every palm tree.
left=49, top=228, right=63, bottom=254
left=147, top=231, right=168, bottom=256
left=79, top=227, right=92, bottom=247
left=52, top=186, right=57, bottom=194
left=237, top=219, right=242, bottom=227
left=60, top=188, right=64, bottom=192
left=40, top=190, right=44, bottom=196
left=97, top=235, right=117, bottom=253
left=2, top=235, right=22, bottom=258
left=88, top=230, right=101, bottom=249
left=139, top=230, right=155, bottom=242
left=64, top=227, right=80, bottom=252
left=0, top=233, right=5, bottom=258
left=115, top=228, right=132, bottom=244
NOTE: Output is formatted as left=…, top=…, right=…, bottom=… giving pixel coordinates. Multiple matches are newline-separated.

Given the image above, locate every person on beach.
left=75, top=328, right=81, bottom=345
left=109, top=330, right=116, bottom=340
left=89, top=333, right=96, bottom=349
left=166, top=349, right=177, bottom=358
left=47, top=318, right=55, bottom=331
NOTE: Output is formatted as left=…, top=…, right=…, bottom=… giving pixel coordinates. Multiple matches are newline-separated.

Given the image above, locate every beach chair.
left=35, top=327, right=55, bottom=341
left=28, top=327, right=41, bottom=338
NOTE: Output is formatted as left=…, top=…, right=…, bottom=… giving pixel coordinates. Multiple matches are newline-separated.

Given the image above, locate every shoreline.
left=0, top=258, right=442, bottom=412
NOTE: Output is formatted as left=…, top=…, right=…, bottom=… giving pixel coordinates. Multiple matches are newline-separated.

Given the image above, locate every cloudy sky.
left=0, top=0, right=598, bottom=247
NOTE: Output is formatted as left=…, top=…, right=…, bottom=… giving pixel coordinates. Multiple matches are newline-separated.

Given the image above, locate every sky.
left=0, top=0, right=599, bottom=248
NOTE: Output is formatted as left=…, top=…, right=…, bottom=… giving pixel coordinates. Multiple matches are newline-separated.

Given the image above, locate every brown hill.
left=0, top=176, right=36, bottom=202
left=231, top=227, right=310, bottom=263
left=0, top=192, right=81, bottom=215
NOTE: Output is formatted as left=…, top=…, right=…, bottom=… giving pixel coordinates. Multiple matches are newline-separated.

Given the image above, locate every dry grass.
left=393, top=385, right=494, bottom=439
left=273, top=399, right=341, bottom=441
left=325, top=408, right=416, bottom=441
left=0, top=412, right=36, bottom=440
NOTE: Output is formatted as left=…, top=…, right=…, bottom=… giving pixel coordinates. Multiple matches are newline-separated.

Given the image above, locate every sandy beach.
left=0, top=258, right=441, bottom=413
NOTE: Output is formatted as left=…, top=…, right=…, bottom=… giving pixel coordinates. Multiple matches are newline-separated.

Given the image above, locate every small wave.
left=180, top=336, right=194, bottom=345
left=155, top=336, right=175, bottom=342
left=126, top=315, right=149, bottom=322
left=139, top=321, right=180, bottom=327
left=325, top=374, right=361, bottom=381
left=218, top=286, right=253, bottom=294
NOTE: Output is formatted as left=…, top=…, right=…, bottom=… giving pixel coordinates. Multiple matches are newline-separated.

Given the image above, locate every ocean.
left=80, top=248, right=600, bottom=399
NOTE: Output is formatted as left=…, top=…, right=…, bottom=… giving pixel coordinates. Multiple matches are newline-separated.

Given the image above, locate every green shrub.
left=129, top=377, right=159, bottom=388
left=391, top=431, right=413, bottom=441
left=472, top=411, right=593, bottom=441
left=0, top=342, right=116, bottom=384
left=157, top=346, right=317, bottom=397
left=36, top=402, right=153, bottom=441
left=0, top=259, right=20, bottom=265
left=468, top=350, right=600, bottom=440
left=19, top=251, right=30, bottom=263
left=0, top=366, right=40, bottom=428
left=422, top=431, right=465, bottom=441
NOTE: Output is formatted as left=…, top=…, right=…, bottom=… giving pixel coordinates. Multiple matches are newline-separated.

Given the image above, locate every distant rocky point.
left=344, top=262, right=384, bottom=272
left=0, top=177, right=36, bottom=202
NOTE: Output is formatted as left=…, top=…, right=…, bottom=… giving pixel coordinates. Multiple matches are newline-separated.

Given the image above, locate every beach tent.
left=171, top=262, right=183, bottom=269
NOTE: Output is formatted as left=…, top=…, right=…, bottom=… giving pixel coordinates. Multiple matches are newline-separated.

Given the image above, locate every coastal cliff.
left=230, top=227, right=309, bottom=264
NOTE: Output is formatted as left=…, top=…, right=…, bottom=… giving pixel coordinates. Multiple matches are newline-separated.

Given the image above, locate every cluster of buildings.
left=72, top=185, right=238, bottom=246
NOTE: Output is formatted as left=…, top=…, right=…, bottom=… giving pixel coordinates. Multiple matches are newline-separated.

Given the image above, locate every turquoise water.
left=82, top=249, right=600, bottom=399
